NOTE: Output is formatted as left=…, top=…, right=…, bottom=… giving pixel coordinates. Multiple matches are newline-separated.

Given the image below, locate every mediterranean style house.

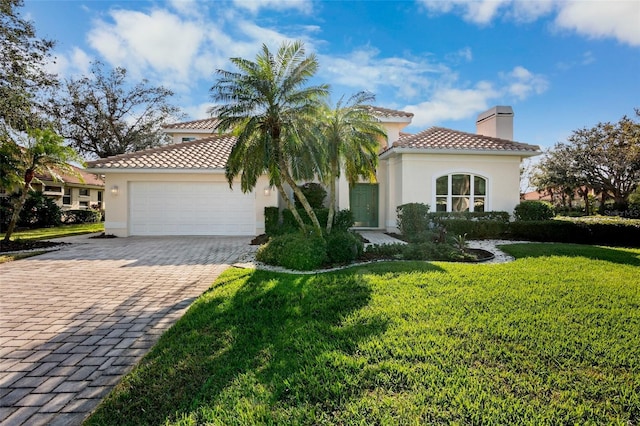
left=0, top=166, right=105, bottom=211
left=87, top=106, right=540, bottom=237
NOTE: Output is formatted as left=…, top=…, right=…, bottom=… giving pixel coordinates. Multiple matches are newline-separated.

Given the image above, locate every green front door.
left=350, top=183, right=379, bottom=227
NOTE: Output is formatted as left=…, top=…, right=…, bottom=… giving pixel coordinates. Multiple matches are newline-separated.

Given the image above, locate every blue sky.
left=24, top=0, right=640, bottom=150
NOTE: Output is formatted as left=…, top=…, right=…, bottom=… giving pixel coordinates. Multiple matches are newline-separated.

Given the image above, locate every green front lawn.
left=87, top=244, right=640, bottom=425
left=0, top=222, right=104, bottom=241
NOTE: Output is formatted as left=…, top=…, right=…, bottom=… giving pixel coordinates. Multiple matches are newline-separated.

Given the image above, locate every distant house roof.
left=162, top=118, right=221, bottom=132
left=86, top=135, right=236, bottom=170
left=382, top=127, right=540, bottom=156
left=366, top=106, right=414, bottom=119
left=35, top=165, right=104, bottom=187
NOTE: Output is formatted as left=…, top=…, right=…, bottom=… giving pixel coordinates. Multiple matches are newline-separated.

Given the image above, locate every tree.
left=2, top=128, right=83, bottom=242
left=313, top=92, right=385, bottom=233
left=569, top=111, right=640, bottom=207
left=534, top=110, right=640, bottom=211
left=210, top=41, right=330, bottom=233
left=0, top=0, right=57, bottom=134
left=50, top=61, right=182, bottom=158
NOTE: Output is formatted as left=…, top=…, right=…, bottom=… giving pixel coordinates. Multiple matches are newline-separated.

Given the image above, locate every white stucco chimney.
left=476, top=106, right=514, bottom=140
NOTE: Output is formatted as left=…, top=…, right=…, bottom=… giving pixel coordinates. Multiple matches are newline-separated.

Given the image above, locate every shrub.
left=514, top=201, right=555, bottom=221
left=264, top=207, right=280, bottom=236
left=401, top=241, right=462, bottom=261
left=506, top=218, right=640, bottom=247
left=62, top=209, right=102, bottom=224
left=434, top=219, right=508, bottom=239
left=280, top=208, right=353, bottom=234
left=396, top=203, right=431, bottom=239
left=0, top=191, right=62, bottom=231
left=363, top=243, right=405, bottom=258
left=326, top=231, right=362, bottom=264
left=256, top=230, right=327, bottom=271
left=332, top=209, right=354, bottom=231
left=427, top=211, right=510, bottom=222
left=294, top=182, right=327, bottom=209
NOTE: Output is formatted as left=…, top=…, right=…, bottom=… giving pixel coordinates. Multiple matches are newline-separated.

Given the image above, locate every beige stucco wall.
left=381, top=153, right=523, bottom=232
left=33, top=182, right=104, bottom=211
left=102, top=171, right=276, bottom=237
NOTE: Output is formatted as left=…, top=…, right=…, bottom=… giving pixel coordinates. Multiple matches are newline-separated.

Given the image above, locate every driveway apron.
left=0, top=236, right=252, bottom=426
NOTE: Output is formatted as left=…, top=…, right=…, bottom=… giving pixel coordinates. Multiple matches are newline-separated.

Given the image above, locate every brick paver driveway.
left=0, top=235, right=252, bottom=425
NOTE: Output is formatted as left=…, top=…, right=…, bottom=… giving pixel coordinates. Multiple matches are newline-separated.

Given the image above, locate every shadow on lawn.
left=87, top=267, right=403, bottom=425
left=500, top=243, right=640, bottom=266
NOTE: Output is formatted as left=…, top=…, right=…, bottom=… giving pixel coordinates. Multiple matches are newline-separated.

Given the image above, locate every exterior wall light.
left=264, top=186, right=272, bottom=196
left=111, top=185, right=119, bottom=196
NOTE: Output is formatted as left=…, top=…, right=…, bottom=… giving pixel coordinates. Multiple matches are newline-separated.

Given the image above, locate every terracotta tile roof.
left=162, top=117, right=221, bottom=131
left=386, top=127, right=540, bottom=154
left=35, top=165, right=104, bottom=187
left=367, top=106, right=414, bottom=118
left=86, top=135, right=237, bottom=170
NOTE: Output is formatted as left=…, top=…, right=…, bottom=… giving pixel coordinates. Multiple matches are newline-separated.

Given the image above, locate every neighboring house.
left=1, top=165, right=105, bottom=211
left=87, top=105, right=540, bottom=237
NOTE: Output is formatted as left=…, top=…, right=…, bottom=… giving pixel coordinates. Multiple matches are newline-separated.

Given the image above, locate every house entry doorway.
left=350, top=183, right=379, bottom=227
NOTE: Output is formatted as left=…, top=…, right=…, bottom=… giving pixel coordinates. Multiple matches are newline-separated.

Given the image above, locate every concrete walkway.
left=0, top=235, right=251, bottom=426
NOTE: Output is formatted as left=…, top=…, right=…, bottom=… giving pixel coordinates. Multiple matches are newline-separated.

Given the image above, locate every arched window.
left=435, top=174, right=487, bottom=212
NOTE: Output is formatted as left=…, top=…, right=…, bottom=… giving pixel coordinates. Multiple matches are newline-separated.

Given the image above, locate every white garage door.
left=129, top=182, right=255, bottom=236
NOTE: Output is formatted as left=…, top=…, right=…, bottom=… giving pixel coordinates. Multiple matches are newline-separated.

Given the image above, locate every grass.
left=0, top=250, right=48, bottom=264
left=86, top=243, right=640, bottom=425
left=0, top=222, right=104, bottom=241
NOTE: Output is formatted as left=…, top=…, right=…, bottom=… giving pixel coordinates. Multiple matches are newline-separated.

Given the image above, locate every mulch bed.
left=0, top=240, right=67, bottom=253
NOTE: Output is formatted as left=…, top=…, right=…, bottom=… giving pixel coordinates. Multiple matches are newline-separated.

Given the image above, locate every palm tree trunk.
left=274, top=181, right=306, bottom=230
left=3, top=182, right=30, bottom=242
left=278, top=158, right=322, bottom=234
left=325, top=160, right=339, bottom=234
left=284, top=173, right=322, bottom=234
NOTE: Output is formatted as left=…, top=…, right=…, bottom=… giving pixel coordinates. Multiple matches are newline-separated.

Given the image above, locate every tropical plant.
left=210, top=41, right=330, bottom=233
left=313, top=92, right=385, bottom=233
left=2, top=128, right=83, bottom=242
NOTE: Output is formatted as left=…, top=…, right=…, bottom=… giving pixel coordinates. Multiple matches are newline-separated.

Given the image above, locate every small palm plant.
left=453, top=233, right=468, bottom=254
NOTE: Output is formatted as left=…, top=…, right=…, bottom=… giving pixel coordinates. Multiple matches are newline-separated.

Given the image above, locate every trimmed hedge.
left=428, top=211, right=510, bottom=222
left=325, top=231, right=363, bottom=264
left=256, top=230, right=327, bottom=270
left=514, top=201, right=555, bottom=221
left=264, top=207, right=280, bottom=236
left=62, top=209, right=102, bottom=224
left=396, top=203, right=431, bottom=237
left=507, top=220, right=640, bottom=247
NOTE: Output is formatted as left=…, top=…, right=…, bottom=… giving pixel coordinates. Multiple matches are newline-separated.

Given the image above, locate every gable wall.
left=382, top=153, right=523, bottom=232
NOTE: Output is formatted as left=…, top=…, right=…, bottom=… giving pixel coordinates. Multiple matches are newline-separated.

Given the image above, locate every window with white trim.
left=435, top=174, right=487, bottom=212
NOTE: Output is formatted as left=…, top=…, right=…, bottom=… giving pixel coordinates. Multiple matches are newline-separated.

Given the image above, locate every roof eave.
left=379, top=147, right=542, bottom=159
left=85, top=168, right=227, bottom=174
left=162, top=128, right=217, bottom=134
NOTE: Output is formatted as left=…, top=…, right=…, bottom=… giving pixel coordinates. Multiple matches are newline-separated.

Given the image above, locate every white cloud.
left=232, top=0, right=313, bottom=14
left=554, top=1, right=640, bottom=47
left=501, top=66, right=548, bottom=100
left=419, top=0, right=510, bottom=25
left=417, top=0, right=640, bottom=46
left=46, top=47, right=92, bottom=78
left=399, top=65, right=547, bottom=127
left=87, top=9, right=205, bottom=81
left=320, top=47, right=449, bottom=100
left=180, top=102, right=216, bottom=120
left=404, top=81, right=500, bottom=127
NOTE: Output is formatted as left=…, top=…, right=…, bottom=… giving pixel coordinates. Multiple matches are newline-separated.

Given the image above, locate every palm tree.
left=210, top=41, right=329, bottom=233
left=3, top=128, right=83, bottom=242
left=314, top=92, right=386, bottom=233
